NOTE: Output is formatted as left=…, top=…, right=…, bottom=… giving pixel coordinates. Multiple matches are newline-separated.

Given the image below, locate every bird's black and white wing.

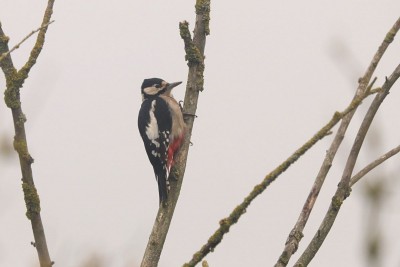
left=138, top=97, right=172, bottom=202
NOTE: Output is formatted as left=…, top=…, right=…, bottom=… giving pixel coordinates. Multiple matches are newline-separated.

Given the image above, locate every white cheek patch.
left=143, top=86, right=161, bottom=96
left=146, top=100, right=159, bottom=140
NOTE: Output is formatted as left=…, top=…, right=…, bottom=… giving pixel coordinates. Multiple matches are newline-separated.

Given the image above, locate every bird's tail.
left=155, top=165, right=169, bottom=204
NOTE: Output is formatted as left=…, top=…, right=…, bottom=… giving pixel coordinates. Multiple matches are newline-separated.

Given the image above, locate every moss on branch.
left=22, top=181, right=41, bottom=220
left=13, top=138, right=32, bottom=162
left=1, top=1, right=55, bottom=266
left=184, top=75, right=380, bottom=267
left=180, top=21, right=203, bottom=66
left=195, top=0, right=211, bottom=35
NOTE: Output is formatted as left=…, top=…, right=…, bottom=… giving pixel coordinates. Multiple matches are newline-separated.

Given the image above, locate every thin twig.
left=350, top=145, right=400, bottom=186
left=274, top=16, right=400, bottom=267
left=0, top=20, right=54, bottom=63
left=140, top=1, right=210, bottom=266
left=0, top=1, right=56, bottom=266
left=294, top=62, right=400, bottom=267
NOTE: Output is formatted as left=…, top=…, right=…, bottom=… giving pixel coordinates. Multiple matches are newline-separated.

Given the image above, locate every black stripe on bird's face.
left=141, top=78, right=168, bottom=98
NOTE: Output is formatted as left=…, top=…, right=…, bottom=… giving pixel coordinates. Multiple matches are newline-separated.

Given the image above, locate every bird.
left=138, top=78, right=185, bottom=204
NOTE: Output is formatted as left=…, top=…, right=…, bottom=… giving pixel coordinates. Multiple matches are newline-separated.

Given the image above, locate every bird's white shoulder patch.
left=146, top=100, right=159, bottom=140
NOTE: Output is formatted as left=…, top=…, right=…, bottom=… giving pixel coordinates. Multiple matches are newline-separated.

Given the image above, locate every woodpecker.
left=138, top=78, right=185, bottom=204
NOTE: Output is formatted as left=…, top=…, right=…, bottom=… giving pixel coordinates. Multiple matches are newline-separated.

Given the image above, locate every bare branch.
left=184, top=78, right=380, bottom=266
left=0, top=20, right=54, bottom=63
left=18, top=0, right=55, bottom=82
left=275, top=15, right=400, bottom=267
left=275, top=80, right=378, bottom=267
left=350, top=145, right=400, bottom=186
left=294, top=62, right=400, bottom=266
left=0, top=1, right=56, bottom=266
left=0, top=22, right=17, bottom=76
left=140, top=1, right=210, bottom=266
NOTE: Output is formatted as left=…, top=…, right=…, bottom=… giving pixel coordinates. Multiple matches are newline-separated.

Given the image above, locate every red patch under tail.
left=167, top=133, right=184, bottom=170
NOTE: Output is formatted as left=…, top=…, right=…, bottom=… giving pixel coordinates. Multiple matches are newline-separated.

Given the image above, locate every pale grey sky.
left=1, top=1, right=400, bottom=266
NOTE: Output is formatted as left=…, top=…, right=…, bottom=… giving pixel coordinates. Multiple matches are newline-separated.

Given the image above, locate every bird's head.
left=141, top=78, right=182, bottom=99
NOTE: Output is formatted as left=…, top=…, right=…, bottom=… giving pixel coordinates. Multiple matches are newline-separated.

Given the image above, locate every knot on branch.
left=0, top=34, right=10, bottom=44
left=219, top=218, right=230, bottom=229
left=278, top=229, right=304, bottom=263
left=22, top=181, right=41, bottom=220
left=332, top=181, right=352, bottom=212
left=287, top=229, right=304, bottom=245
left=384, top=30, right=396, bottom=44
left=16, top=112, right=27, bottom=127
left=4, top=70, right=23, bottom=108
left=13, top=138, right=33, bottom=163
left=337, top=180, right=352, bottom=199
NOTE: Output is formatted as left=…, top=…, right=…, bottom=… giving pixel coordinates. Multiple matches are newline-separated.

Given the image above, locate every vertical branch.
left=274, top=16, right=400, bottom=267
left=0, top=1, right=56, bottom=267
left=140, top=1, right=210, bottom=267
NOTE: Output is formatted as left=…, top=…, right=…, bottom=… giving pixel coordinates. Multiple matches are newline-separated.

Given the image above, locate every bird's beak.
left=167, top=81, right=182, bottom=90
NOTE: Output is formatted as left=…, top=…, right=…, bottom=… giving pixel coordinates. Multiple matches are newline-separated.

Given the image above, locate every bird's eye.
left=154, top=84, right=161, bottom=89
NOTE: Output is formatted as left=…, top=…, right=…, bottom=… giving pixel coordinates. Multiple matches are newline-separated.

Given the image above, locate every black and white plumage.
left=138, top=78, right=185, bottom=204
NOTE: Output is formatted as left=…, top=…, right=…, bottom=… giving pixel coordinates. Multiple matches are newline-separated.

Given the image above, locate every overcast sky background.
left=1, top=1, right=400, bottom=266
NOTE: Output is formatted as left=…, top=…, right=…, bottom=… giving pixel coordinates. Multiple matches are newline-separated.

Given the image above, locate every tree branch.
left=183, top=77, right=380, bottom=266
left=274, top=15, right=400, bottom=267
left=0, top=20, right=54, bottom=63
left=140, top=1, right=210, bottom=266
left=18, top=0, right=55, bottom=82
left=294, top=62, right=400, bottom=267
left=350, top=145, right=400, bottom=187
left=0, top=1, right=56, bottom=266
